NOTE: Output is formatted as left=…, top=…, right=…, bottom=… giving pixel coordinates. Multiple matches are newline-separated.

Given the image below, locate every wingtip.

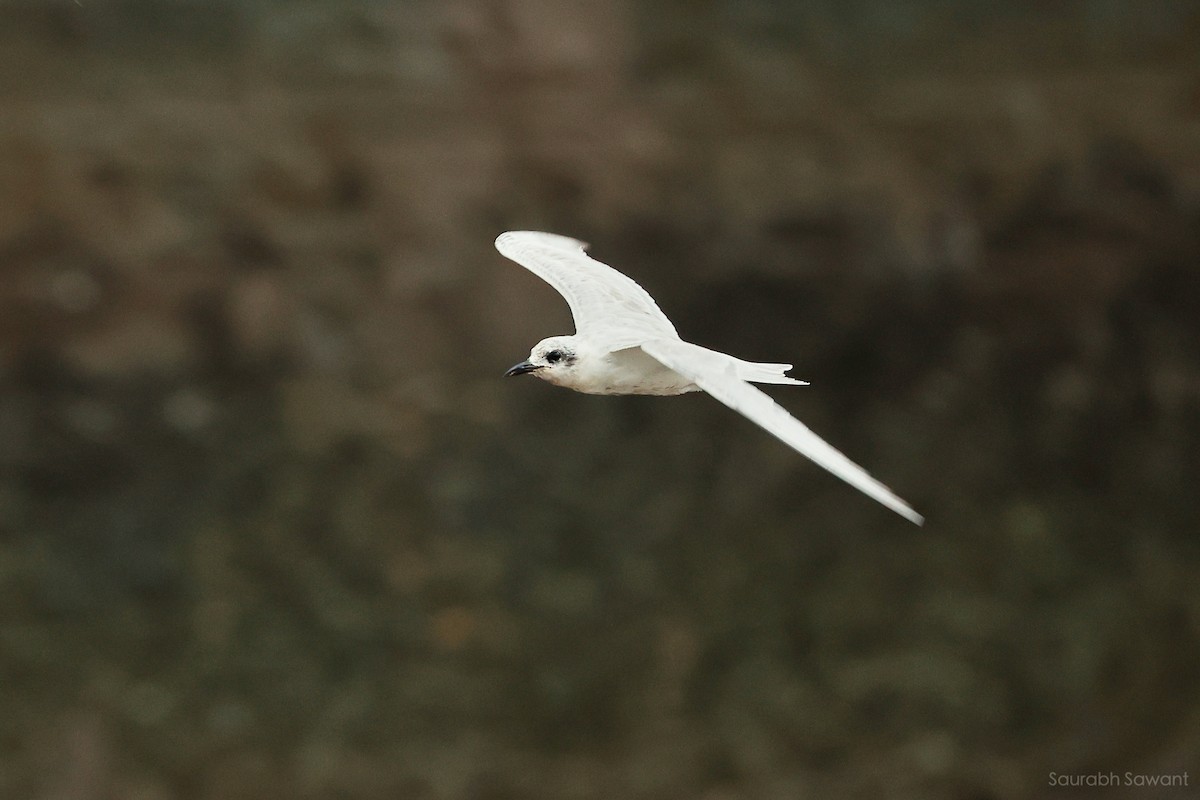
left=494, top=231, right=520, bottom=252
left=868, top=473, right=923, bottom=525
left=495, top=231, right=590, bottom=253
left=879, top=488, right=924, bottom=526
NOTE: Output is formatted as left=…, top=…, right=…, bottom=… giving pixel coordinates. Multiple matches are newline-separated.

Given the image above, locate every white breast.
left=567, top=347, right=699, bottom=396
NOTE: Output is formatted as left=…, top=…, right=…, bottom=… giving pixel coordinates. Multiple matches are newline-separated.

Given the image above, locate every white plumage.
left=497, top=230, right=923, bottom=525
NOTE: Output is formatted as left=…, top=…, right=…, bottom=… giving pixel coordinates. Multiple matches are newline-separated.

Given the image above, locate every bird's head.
left=504, top=335, right=581, bottom=387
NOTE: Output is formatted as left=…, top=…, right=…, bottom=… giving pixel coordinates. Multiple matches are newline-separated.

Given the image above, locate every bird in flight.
left=496, top=231, right=923, bottom=525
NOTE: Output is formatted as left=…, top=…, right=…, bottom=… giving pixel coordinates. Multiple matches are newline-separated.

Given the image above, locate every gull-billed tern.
left=497, top=230, right=923, bottom=525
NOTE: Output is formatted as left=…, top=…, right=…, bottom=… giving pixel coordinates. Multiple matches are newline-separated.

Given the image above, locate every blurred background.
left=2, top=1, right=1199, bottom=798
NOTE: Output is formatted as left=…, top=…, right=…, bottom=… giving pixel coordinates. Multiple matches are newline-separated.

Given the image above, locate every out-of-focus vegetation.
left=1, top=2, right=1198, bottom=798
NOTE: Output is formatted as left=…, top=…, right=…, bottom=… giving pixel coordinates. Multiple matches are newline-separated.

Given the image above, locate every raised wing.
left=640, top=339, right=924, bottom=524
left=495, top=231, right=679, bottom=350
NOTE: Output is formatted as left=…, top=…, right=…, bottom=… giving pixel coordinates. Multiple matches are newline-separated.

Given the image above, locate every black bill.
left=504, top=360, right=541, bottom=377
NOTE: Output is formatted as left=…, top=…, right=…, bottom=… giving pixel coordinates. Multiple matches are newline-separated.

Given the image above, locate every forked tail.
left=733, top=358, right=809, bottom=386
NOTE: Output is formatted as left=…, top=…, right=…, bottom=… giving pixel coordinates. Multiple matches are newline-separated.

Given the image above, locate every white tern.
left=497, top=231, right=923, bottom=525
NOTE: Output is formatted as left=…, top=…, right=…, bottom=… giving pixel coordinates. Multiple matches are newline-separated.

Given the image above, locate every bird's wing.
left=495, top=231, right=679, bottom=350
left=640, top=339, right=924, bottom=525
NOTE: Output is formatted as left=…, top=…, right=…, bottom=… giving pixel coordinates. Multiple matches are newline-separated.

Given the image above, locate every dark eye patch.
left=545, top=350, right=563, bottom=364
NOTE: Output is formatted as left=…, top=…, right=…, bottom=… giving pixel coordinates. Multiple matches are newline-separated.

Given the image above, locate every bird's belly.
left=577, top=348, right=698, bottom=396
left=584, top=375, right=699, bottom=396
